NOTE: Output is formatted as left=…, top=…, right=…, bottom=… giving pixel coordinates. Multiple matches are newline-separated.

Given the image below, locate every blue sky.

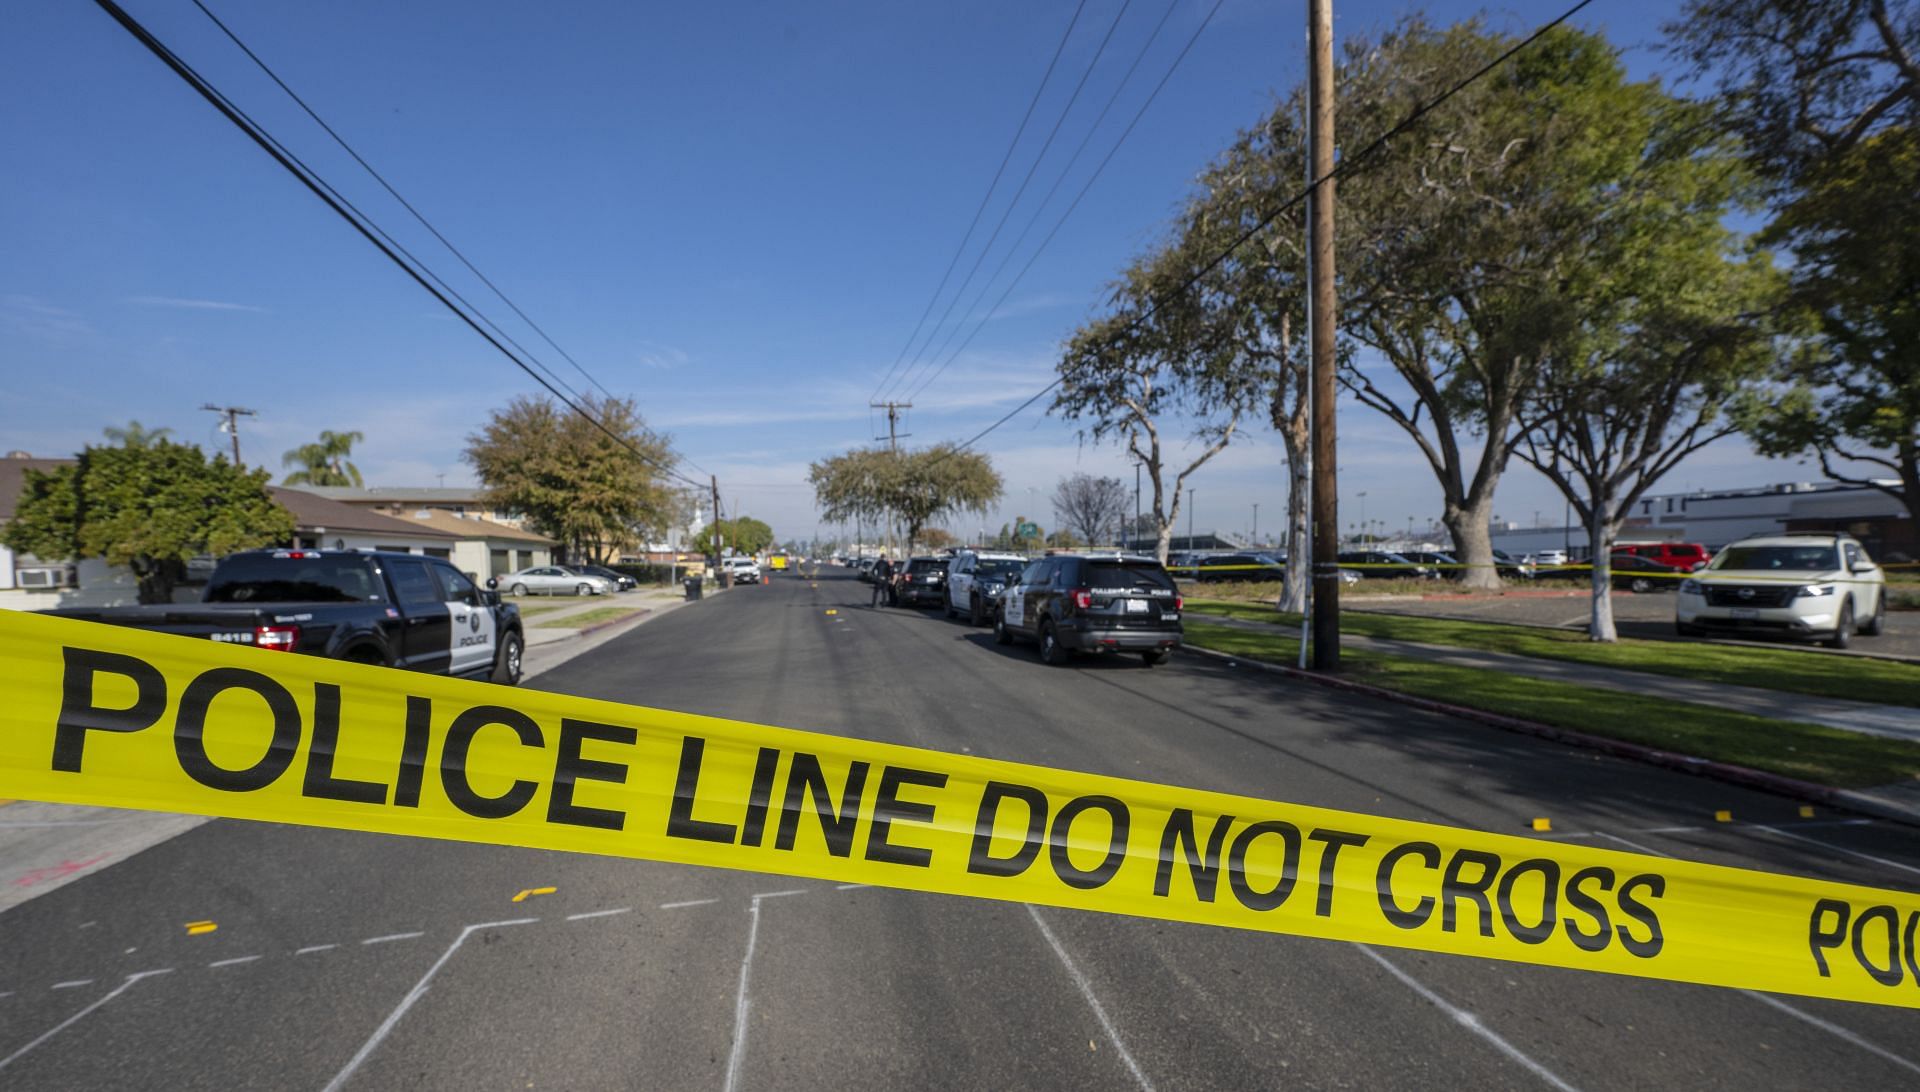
left=1, top=0, right=1817, bottom=543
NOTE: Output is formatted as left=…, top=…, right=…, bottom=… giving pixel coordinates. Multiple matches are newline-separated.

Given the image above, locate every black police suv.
left=891, top=556, right=949, bottom=608
left=994, top=554, right=1183, bottom=666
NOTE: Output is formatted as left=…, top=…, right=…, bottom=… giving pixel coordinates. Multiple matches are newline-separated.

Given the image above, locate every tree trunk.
left=131, top=555, right=183, bottom=606
left=1279, top=439, right=1310, bottom=614
left=1588, top=513, right=1616, bottom=642
left=1441, top=498, right=1500, bottom=590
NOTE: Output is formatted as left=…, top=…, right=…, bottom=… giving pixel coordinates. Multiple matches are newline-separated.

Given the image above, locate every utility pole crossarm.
left=201, top=403, right=258, bottom=468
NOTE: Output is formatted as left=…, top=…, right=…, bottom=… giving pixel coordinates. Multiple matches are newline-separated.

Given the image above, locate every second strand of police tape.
left=0, top=610, right=1915, bottom=1009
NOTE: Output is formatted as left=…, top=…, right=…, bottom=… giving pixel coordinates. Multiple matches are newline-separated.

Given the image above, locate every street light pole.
left=1187, top=488, right=1195, bottom=550
left=1252, top=502, right=1259, bottom=545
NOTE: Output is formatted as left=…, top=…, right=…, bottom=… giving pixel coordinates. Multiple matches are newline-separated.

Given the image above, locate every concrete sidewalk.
left=1192, top=612, right=1920, bottom=743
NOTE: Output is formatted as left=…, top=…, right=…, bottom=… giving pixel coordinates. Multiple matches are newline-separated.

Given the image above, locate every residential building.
left=295, top=485, right=526, bottom=529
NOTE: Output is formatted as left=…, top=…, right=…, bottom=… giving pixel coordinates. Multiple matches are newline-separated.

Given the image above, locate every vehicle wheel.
left=577, top=582, right=593, bottom=596
left=1860, top=591, right=1887, bottom=637
left=492, top=631, right=524, bottom=686
left=509, top=583, right=528, bottom=597
left=1142, top=649, right=1172, bottom=667
left=970, top=595, right=985, bottom=627
left=994, top=617, right=1013, bottom=645
left=1038, top=620, right=1071, bottom=666
left=1676, top=622, right=1705, bottom=637
left=1825, top=600, right=1855, bottom=649
left=1628, top=577, right=1653, bottom=594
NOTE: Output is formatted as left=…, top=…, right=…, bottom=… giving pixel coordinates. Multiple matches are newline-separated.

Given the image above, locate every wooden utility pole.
left=710, top=473, right=724, bottom=574
left=1308, top=0, right=1340, bottom=670
left=200, top=403, right=256, bottom=468
left=871, top=400, right=911, bottom=555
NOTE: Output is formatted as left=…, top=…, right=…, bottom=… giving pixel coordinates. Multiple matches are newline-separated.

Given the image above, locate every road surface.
left=3, top=570, right=1917, bottom=1089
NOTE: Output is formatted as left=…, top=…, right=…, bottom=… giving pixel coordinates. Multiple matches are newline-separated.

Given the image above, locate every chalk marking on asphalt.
left=752, top=888, right=808, bottom=899
left=208, top=956, right=261, bottom=968
left=1354, top=945, right=1579, bottom=1092
left=51, top=979, right=93, bottom=990
left=565, top=907, right=632, bottom=921
left=1592, top=830, right=1920, bottom=1073
left=1025, top=904, right=1155, bottom=1091
left=361, top=932, right=426, bottom=946
left=661, top=898, right=719, bottom=910
left=0, top=969, right=171, bottom=1074
left=723, top=896, right=767, bottom=1092
left=296, top=944, right=338, bottom=955
left=321, top=918, right=537, bottom=1092
left=1738, top=989, right=1920, bottom=1077
left=1749, top=824, right=1920, bottom=878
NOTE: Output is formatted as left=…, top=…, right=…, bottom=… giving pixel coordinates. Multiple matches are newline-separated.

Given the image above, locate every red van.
left=1613, top=542, right=1710, bottom=571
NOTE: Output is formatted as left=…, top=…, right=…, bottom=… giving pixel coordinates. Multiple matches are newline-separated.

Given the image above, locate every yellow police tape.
left=2, top=610, right=1916, bottom=1009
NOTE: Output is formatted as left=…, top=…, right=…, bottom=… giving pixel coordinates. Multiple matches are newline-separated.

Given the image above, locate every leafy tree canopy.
left=809, top=445, right=1002, bottom=551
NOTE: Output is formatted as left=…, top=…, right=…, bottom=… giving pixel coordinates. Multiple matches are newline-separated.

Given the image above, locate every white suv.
left=722, top=556, right=762, bottom=585
left=944, top=549, right=1029, bottom=625
left=1676, top=533, right=1886, bottom=648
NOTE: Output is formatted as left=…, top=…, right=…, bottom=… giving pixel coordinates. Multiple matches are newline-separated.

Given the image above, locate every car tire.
left=509, top=583, right=528, bottom=597
left=1676, top=622, right=1704, bottom=637
left=492, top=631, right=524, bottom=686
left=1142, top=649, right=1171, bottom=667
left=1825, top=600, right=1855, bottom=649
left=994, top=617, right=1013, bottom=645
left=1860, top=591, right=1887, bottom=637
left=970, top=595, right=985, bottom=628
left=577, top=582, right=593, bottom=596
left=1628, top=577, right=1653, bottom=594
left=1038, top=620, right=1071, bottom=666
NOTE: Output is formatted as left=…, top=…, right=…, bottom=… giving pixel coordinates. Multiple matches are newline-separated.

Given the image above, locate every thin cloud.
left=126, top=296, right=267, bottom=313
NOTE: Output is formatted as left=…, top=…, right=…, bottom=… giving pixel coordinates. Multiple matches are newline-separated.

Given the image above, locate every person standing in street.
left=870, top=554, right=892, bottom=608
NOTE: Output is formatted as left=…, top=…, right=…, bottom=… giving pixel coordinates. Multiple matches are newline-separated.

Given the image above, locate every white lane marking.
left=723, top=898, right=766, bottom=1092
left=752, top=888, right=807, bottom=900
left=297, top=944, right=339, bottom=955
left=1739, top=989, right=1920, bottom=1077
left=361, top=932, right=426, bottom=946
left=321, top=918, right=536, bottom=1092
left=660, top=898, right=719, bottom=910
left=835, top=883, right=870, bottom=890
left=566, top=907, right=633, bottom=922
left=1024, top=905, right=1155, bottom=1091
left=1750, top=824, right=1920, bottom=878
left=1355, top=945, right=1579, bottom=1091
left=208, top=956, right=261, bottom=968
left=1595, top=830, right=1920, bottom=1072
left=1591, top=832, right=1667, bottom=857
left=51, top=980, right=93, bottom=990
left=0, top=969, right=171, bottom=1073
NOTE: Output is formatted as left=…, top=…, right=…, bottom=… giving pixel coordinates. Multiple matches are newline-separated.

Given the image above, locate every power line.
left=186, top=1, right=712, bottom=480
left=868, top=0, right=1090, bottom=402
left=90, top=0, right=707, bottom=490
left=880, top=0, right=1138, bottom=402
left=903, top=0, right=1224, bottom=404
left=936, top=0, right=1600, bottom=456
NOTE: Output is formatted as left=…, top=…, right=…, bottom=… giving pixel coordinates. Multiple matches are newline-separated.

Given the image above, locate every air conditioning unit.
left=17, top=565, right=75, bottom=589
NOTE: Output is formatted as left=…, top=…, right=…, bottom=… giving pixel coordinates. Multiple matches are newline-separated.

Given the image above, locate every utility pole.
left=1308, top=0, right=1341, bottom=671
left=200, top=403, right=257, bottom=468
left=1187, top=488, right=1195, bottom=550
left=871, top=400, right=911, bottom=555
left=1252, top=502, right=1259, bottom=545
left=1134, top=463, right=1142, bottom=551
left=710, top=474, right=723, bottom=574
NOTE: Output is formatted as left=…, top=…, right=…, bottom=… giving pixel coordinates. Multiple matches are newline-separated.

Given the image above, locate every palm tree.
left=102, top=420, right=173, bottom=449
left=282, top=430, right=366, bottom=487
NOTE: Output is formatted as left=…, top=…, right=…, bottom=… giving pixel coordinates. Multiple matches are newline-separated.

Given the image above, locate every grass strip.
left=534, top=607, right=645, bottom=629
left=1182, top=621, right=1920, bottom=789
left=511, top=602, right=569, bottom=618
left=1186, top=599, right=1920, bottom=708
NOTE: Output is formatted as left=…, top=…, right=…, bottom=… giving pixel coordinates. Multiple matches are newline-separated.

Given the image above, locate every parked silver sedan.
left=493, top=565, right=614, bottom=596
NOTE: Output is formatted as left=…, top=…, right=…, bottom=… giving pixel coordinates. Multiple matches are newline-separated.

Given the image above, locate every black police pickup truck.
left=48, top=549, right=526, bottom=685
left=994, top=554, right=1183, bottom=666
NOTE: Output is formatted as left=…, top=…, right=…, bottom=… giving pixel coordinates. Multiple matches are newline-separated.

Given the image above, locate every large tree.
left=1051, top=473, right=1128, bottom=547
left=695, top=516, right=774, bottom=557
left=102, top=420, right=173, bottom=449
left=1336, top=21, right=1675, bottom=587
left=4, top=440, right=293, bottom=603
left=809, top=445, right=1002, bottom=554
left=282, top=429, right=366, bottom=488
left=1670, top=1, right=1920, bottom=530
left=464, top=394, right=677, bottom=563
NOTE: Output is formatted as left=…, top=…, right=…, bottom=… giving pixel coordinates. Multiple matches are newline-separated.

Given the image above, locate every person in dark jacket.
left=870, top=555, right=893, bottom=607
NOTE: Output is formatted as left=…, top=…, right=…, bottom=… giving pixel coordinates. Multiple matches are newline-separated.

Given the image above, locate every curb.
left=1183, top=643, right=1920, bottom=830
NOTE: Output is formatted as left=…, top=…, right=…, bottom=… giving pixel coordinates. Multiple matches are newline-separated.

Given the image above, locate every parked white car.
left=494, top=566, right=613, bottom=597
left=723, top=556, right=762, bottom=584
left=1676, top=533, right=1885, bottom=648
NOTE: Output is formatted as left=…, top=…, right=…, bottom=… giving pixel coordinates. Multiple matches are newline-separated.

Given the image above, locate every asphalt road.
left=1347, top=587, right=1920, bottom=660
left=3, top=570, right=1918, bottom=1089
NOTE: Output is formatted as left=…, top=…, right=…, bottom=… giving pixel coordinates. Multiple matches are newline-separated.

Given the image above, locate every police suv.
left=994, top=553, right=1183, bottom=666
left=49, top=549, right=527, bottom=684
